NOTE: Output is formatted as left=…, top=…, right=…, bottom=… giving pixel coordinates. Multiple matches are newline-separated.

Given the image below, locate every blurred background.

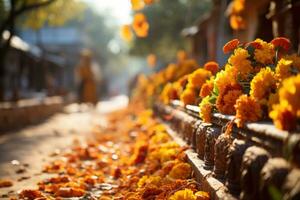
left=0, top=0, right=299, bottom=103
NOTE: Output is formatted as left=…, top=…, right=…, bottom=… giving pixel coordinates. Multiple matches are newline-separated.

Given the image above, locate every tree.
left=0, top=0, right=85, bottom=100
left=130, top=0, right=212, bottom=62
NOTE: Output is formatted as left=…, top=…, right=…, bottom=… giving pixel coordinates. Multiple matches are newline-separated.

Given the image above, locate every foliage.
left=19, top=0, right=86, bottom=30
left=129, top=0, right=212, bottom=62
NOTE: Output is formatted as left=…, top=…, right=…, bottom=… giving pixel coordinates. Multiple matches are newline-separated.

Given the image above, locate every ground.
left=0, top=96, right=128, bottom=198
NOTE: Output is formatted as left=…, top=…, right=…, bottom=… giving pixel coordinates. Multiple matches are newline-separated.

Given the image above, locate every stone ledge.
left=153, top=102, right=300, bottom=199
left=0, top=96, right=64, bottom=132
left=163, top=121, right=237, bottom=200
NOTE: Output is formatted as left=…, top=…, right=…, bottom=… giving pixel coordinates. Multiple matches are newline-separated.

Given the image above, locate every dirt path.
left=0, top=96, right=128, bottom=198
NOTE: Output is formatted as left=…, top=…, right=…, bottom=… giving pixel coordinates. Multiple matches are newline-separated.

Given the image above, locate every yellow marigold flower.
left=132, top=13, right=149, bottom=38
left=215, top=65, right=237, bottom=94
left=279, top=74, right=300, bottom=116
left=187, top=68, right=212, bottom=90
left=275, top=58, right=294, bottom=81
left=131, top=0, right=144, bottom=10
left=235, top=95, right=262, bottom=127
left=254, top=39, right=275, bottom=65
left=199, top=77, right=214, bottom=98
left=250, top=67, right=277, bottom=103
left=180, top=88, right=196, bottom=105
left=169, top=162, right=192, bottom=179
left=228, top=48, right=252, bottom=79
left=150, top=132, right=170, bottom=145
left=269, top=104, right=297, bottom=131
left=137, top=175, right=161, bottom=188
left=169, top=189, right=196, bottom=200
left=216, top=84, right=243, bottom=115
left=199, top=96, right=212, bottom=123
left=120, top=24, right=133, bottom=42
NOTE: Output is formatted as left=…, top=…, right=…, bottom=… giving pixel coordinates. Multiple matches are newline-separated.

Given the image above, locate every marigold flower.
left=228, top=48, right=252, bottom=79
left=169, top=189, right=196, bottom=200
left=180, top=88, right=196, bottom=105
left=131, top=0, right=144, bottom=10
left=199, top=96, right=212, bottom=123
left=254, top=39, right=275, bottom=65
left=120, top=24, right=133, bottom=42
left=223, top=39, right=240, bottom=54
left=245, top=41, right=262, bottom=49
left=230, top=15, right=246, bottom=30
left=250, top=67, right=277, bottom=103
left=204, top=61, right=219, bottom=75
left=132, top=13, right=149, bottom=38
left=235, top=95, right=262, bottom=127
left=279, top=74, right=300, bottom=116
left=275, top=58, right=294, bottom=81
left=271, top=37, right=291, bottom=52
left=216, top=84, right=243, bottom=115
left=199, top=77, right=214, bottom=98
left=169, top=163, right=191, bottom=179
left=160, top=83, right=177, bottom=104
left=215, top=65, right=237, bottom=94
left=269, top=104, right=297, bottom=131
left=187, top=68, right=212, bottom=90
left=147, top=54, right=157, bottom=68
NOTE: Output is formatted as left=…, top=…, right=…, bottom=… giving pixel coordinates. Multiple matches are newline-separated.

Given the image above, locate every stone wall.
left=0, top=97, right=64, bottom=132
left=154, top=101, right=300, bottom=200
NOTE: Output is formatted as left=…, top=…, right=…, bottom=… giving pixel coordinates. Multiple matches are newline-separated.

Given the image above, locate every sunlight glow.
left=83, top=0, right=132, bottom=24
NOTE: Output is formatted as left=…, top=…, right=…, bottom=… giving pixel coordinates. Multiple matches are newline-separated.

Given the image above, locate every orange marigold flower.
left=245, top=41, right=263, bottom=49
left=223, top=39, right=240, bottom=54
left=269, top=104, right=297, bottom=131
left=271, top=37, right=291, bottom=52
left=131, top=0, right=144, bottom=10
left=235, top=95, right=262, bottom=127
left=275, top=58, right=294, bottom=81
left=180, top=88, right=196, bottom=105
left=132, top=13, right=149, bottom=38
left=199, top=77, right=214, bottom=98
left=228, top=48, right=252, bottom=79
left=204, top=61, right=219, bottom=75
left=187, top=68, right=212, bottom=90
left=120, top=24, right=133, bottom=42
left=216, top=84, right=243, bottom=115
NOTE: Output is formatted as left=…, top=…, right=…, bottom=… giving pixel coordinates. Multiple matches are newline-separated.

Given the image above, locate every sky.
left=83, top=0, right=132, bottom=24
